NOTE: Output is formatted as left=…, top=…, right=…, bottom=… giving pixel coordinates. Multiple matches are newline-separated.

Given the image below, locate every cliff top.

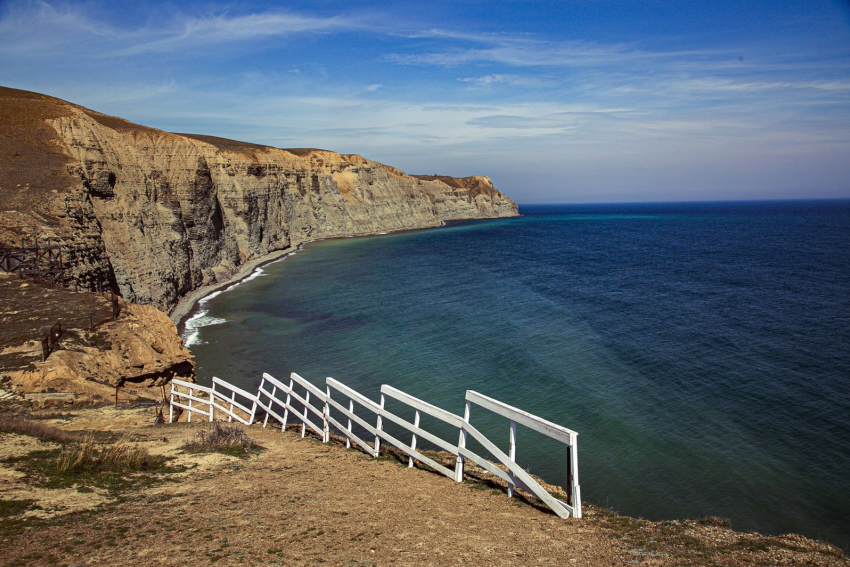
left=0, top=404, right=845, bottom=566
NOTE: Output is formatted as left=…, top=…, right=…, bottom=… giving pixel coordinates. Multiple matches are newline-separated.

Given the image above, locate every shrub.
left=183, top=423, right=262, bottom=457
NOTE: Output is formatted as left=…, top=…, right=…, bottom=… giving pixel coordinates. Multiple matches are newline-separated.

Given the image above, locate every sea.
left=183, top=200, right=850, bottom=549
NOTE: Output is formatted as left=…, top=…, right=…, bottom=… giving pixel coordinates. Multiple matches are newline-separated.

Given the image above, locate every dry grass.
left=55, top=433, right=157, bottom=475
left=183, top=422, right=263, bottom=457
left=0, top=415, right=79, bottom=443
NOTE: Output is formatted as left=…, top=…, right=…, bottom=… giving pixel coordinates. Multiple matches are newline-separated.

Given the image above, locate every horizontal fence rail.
left=169, top=378, right=257, bottom=425
left=169, top=373, right=581, bottom=518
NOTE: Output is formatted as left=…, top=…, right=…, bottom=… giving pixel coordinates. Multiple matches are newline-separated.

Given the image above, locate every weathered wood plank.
left=210, top=392, right=254, bottom=417
left=255, top=397, right=287, bottom=426
left=375, top=427, right=455, bottom=479
left=327, top=377, right=381, bottom=413
left=378, top=407, right=458, bottom=455
left=463, top=421, right=572, bottom=518
left=210, top=400, right=252, bottom=425
left=327, top=415, right=376, bottom=456
left=466, top=390, right=577, bottom=444
left=172, top=379, right=213, bottom=394
left=381, top=385, right=464, bottom=428
left=171, top=391, right=214, bottom=406
left=212, top=376, right=258, bottom=402
left=290, top=372, right=327, bottom=401
left=261, top=372, right=290, bottom=392
left=170, top=399, right=211, bottom=417
left=286, top=388, right=325, bottom=421
left=327, top=397, right=380, bottom=437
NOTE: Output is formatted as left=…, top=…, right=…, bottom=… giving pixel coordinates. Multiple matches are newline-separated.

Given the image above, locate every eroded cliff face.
left=0, top=87, right=518, bottom=313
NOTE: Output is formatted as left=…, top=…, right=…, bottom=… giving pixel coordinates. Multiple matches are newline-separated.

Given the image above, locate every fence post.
left=209, top=389, right=214, bottom=422
left=248, top=389, right=258, bottom=424
left=569, top=433, right=581, bottom=518
left=409, top=409, right=420, bottom=468
left=187, top=387, right=193, bottom=423
left=229, top=391, right=236, bottom=423
left=282, top=378, right=293, bottom=432
left=302, top=390, right=310, bottom=438
left=508, top=420, right=517, bottom=497
left=323, top=386, right=331, bottom=443
left=264, top=384, right=276, bottom=428
left=455, top=400, right=470, bottom=483
left=374, top=393, right=385, bottom=457
left=346, top=399, right=354, bottom=449
left=169, top=385, right=175, bottom=423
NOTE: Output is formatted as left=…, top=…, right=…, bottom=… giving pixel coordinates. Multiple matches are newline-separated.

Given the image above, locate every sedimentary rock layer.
left=0, top=87, right=518, bottom=313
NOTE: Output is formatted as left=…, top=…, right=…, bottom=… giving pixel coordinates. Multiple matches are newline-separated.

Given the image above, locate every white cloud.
left=459, top=74, right=560, bottom=88
left=0, top=1, right=366, bottom=57
left=116, top=12, right=363, bottom=55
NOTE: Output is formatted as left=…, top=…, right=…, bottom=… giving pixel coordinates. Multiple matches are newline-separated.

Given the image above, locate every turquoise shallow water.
left=185, top=200, right=850, bottom=548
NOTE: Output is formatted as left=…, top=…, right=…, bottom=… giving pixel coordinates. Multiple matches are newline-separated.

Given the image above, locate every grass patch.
left=54, top=433, right=158, bottom=475
left=0, top=415, right=79, bottom=443
left=1, top=433, right=183, bottom=491
left=182, top=423, right=264, bottom=458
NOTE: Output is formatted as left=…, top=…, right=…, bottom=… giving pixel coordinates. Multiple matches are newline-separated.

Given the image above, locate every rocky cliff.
left=0, top=87, right=518, bottom=313
left=0, top=275, right=193, bottom=405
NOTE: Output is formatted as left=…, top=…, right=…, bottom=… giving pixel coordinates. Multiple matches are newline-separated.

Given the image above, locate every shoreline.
left=169, top=218, right=465, bottom=332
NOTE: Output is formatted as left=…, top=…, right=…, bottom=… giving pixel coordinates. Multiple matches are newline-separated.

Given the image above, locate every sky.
left=1, top=0, right=849, bottom=203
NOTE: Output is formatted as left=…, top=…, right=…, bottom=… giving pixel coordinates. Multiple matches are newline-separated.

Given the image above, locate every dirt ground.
left=0, top=404, right=846, bottom=566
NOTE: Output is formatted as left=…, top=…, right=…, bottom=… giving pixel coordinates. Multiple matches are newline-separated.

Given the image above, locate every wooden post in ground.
left=282, top=377, right=293, bottom=432
left=508, top=420, right=517, bottom=497
left=568, top=433, right=581, bottom=517
left=264, top=385, right=277, bottom=428
left=114, top=385, right=119, bottom=407
left=302, top=390, right=310, bottom=438
left=409, top=409, right=420, bottom=468
left=323, top=386, right=331, bottom=443
left=455, top=400, right=470, bottom=483
left=346, top=399, right=354, bottom=448
left=374, top=394, right=385, bottom=457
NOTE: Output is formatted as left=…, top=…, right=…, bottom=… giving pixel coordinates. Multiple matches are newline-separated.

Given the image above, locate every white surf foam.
left=181, top=245, right=317, bottom=347
left=182, top=311, right=228, bottom=347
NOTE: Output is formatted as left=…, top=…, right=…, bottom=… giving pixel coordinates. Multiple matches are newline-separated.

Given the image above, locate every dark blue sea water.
left=185, top=200, right=850, bottom=549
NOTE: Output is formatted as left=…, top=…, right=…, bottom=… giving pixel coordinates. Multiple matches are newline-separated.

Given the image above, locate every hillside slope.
left=0, top=87, right=518, bottom=313
left=0, top=407, right=846, bottom=566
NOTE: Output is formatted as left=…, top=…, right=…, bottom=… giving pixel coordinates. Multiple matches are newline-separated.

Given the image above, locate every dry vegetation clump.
left=183, top=422, right=263, bottom=457
left=55, top=433, right=158, bottom=475
left=0, top=415, right=79, bottom=443
left=0, top=425, right=175, bottom=492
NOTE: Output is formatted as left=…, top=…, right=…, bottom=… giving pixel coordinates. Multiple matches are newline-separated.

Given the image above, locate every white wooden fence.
left=170, top=372, right=581, bottom=518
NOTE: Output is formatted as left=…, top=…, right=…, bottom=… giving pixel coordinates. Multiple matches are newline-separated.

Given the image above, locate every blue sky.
left=1, top=1, right=849, bottom=203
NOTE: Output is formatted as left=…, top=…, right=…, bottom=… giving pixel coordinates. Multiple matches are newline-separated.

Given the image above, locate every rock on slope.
left=0, top=87, right=518, bottom=313
left=0, top=275, right=193, bottom=404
